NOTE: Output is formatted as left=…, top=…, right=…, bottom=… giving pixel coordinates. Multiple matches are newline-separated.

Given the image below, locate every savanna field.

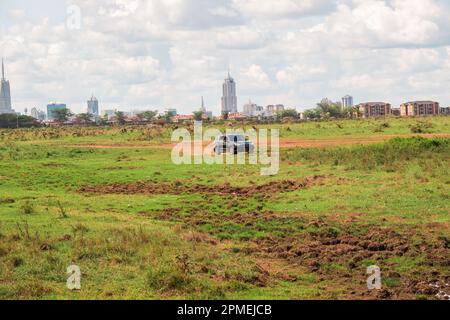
left=0, top=117, right=449, bottom=300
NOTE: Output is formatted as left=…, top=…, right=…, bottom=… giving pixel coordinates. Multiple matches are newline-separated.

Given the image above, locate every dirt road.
left=65, top=133, right=450, bottom=150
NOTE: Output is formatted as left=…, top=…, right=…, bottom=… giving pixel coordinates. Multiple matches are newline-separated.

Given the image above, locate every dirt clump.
left=79, top=175, right=327, bottom=198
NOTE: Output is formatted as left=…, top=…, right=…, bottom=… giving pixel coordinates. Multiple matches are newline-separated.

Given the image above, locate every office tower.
left=342, top=95, right=354, bottom=109
left=0, top=58, right=12, bottom=114
left=87, top=95, right=99, bottom=116
left=221, top=72, right=237, bottom=114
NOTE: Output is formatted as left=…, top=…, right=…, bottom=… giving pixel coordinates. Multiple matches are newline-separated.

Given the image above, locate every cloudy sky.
left=1, top=0, right=450, bottom=115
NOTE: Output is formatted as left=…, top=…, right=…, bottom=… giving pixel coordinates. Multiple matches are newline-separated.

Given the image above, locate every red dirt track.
left=66, top=133, right=450, bottom=150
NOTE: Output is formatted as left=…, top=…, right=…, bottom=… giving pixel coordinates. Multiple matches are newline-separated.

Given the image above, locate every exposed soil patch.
left=79, top=175, right=327, bottom=198
left=253, top=226, right=449, bottom=299
left=149, top=207, right=450, bottom=300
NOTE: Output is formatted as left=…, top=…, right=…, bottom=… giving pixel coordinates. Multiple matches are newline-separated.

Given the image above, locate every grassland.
left=0, top=117, right=449, bottom=300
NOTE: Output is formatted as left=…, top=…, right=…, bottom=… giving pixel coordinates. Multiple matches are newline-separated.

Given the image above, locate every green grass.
left=0, top=117, right=449, bottom=300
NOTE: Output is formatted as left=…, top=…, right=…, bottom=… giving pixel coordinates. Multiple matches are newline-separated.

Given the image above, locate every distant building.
left=199, top=97, right=213, bottom=119
left=440, top=107, right=450, bottom=115
left=172, top=114, right=194, bottom=123
left=30, top=107, right=46, bottom=121
left=243, top=100, right=263, bottom=117
left=167, top=108, right=178, bottom=116
left=102, top=109, right=117, bottom=120
left=30, top=107, right=39, bottom=119
left=400, top=101, right=440, bottom=116
left=87, top=95, right=99, bottom=116
left=265, top=104, right=285, bottom=117
left=342, top=95, right=354, bottom=109
left=391, top=108, right=401, bottom=117
left=227, top=112, right=247, bottom=121
left=356, top=102, right=391, bottom=118
left=221, top=72, right=237, bottom=114
left=47, top=103, right=67, bottom=121
left=199, top=96, right=206, bottom=113
left=0, top=59, right=13, bottom=114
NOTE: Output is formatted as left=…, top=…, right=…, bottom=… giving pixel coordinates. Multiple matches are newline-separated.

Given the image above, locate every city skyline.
left=1, top=0, right=450, bottom=114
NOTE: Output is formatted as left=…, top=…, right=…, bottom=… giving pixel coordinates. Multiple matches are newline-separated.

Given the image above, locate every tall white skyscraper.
left=342, top=95, right=354, bottom=109
left=221, top=72, right=237, bottom=114
left=0, top=58, right=12, bottom=114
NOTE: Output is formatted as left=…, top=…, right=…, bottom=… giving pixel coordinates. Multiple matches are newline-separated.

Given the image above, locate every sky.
left=1, top=0, right=450, bottom=115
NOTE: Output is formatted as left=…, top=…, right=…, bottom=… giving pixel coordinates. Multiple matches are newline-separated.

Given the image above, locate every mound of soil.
left=254, top=227, right=450, bottom=299
left=78, top=175, right=326, bottom=197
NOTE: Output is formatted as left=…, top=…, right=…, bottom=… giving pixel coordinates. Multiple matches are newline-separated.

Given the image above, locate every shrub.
left=146, top=266, right=191, bottom=292
left=409, top=121, right=434, bottom=133
left=19, top=200, right=35, bottom=215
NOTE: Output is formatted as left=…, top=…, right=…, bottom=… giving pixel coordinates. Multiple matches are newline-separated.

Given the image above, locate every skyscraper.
left=0, top=58, right=12, bottom=114
left=200, top=96, right=206, bottom=113
left=199, top=96, right=212, bottom=119
left=87, top=95, right=99, bottom=116
left=221, top=72, right=237, bottom=114
left=342, top=95, right=354, bottom=109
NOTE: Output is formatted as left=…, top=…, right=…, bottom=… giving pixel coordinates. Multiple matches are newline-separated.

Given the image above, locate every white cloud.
left=1, top=0, right=450, bottom=114
left=232, top=0, right=336, bottom=18
left=241, top=64, right=270, bottom=87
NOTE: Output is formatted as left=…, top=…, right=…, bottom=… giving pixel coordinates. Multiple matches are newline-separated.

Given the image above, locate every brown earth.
left=252, top=226, right=450, bottom=299
left=78, top=175, right=327, bottom=197
left=149, top=207, right=450, bottom=300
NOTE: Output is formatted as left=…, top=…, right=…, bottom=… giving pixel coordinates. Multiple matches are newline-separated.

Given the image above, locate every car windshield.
left=227, top=135, right=245, bottom=142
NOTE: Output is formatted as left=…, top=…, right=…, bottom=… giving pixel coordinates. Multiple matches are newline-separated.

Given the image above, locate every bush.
left=409, top=121, right=434, bottom=133
left=146, top=266, right=191, bottom=292
left=19, top=200, right=35, bottom=215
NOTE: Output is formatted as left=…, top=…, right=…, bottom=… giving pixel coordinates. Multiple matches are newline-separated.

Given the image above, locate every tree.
left=75, top=113, right=93, bottom=124
left=193, top=111, right=204, bottom=121
left=114, top=111, right=126, bottom=125
left=316, top=100, right=342, bottom=118
left=52, top=108, right=73, bottom=123
left=222, top=111, right=229, bottom=120
left=304, top=108, right=321, bottom=120
left=0, top=114, right=41, bottom=128
left=159, top=111, right=173, bottom=124
left=341, top=106, right=356, bottom=119
left=137, top=110, right=158, bottom=122
left=280, top=109, right=298, bottom=119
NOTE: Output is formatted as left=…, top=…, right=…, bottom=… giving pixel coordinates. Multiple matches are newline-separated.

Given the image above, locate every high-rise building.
left=87, top=95, right=99, bottom=116
left=342, top=95, right=354, bottom=109
left=243, top=101, right=257, bottom=117
left=200, top=96, right=206, bottom=113
left=31, top=107, right=46, bottom=121
left=47, top=103, right=67, bottom=121
left=221, top=72, right=237, bottom=114
left=199, top=96, right=212, bottom=119
left=0, top=58, right=13, bottom=114
left=243, top=100, right=264, bottom=117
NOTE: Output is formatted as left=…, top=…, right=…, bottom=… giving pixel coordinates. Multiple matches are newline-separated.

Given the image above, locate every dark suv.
left=214, top=134, right=255, bottom=155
